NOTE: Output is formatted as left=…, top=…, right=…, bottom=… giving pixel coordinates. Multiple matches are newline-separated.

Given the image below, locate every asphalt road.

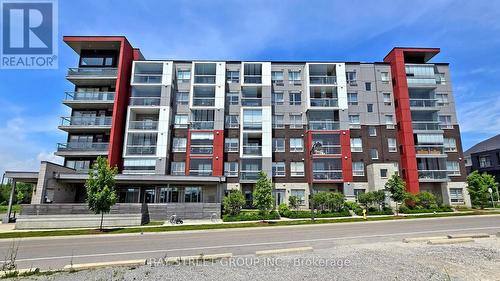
left=1, top=215, right=499, bottom=270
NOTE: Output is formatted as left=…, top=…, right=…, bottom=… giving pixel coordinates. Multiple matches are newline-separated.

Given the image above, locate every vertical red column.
left=340, top=130, right=353, bottom=182
left=185, top=128, right=191, bottom=175
left=304, top=131, right=313, bottom=184
left=212, top=130, right=224, bottom=176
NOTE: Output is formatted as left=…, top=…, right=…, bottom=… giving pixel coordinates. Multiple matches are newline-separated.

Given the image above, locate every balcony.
left=308, top=121, right=340, bottom=130
left=311, top=145, right=341, bottom=155
left=129, top=120, right=159, bottom=130
left=418, top=170, right=449, bottom=182
left=313, top=170, right=342, bottom=181
left=129, top=97, right=161, bottom=106
left=240, top=171, right=260, bottom=181
left=56, top=142, right=109, bottom=156
left=59, top=116, right=112, bottom=132
left=189, top=170, right=213, bottom=176
left=244, top=75, right=262, bottom=84
left=241, top=97, right=262, bottom=107
left=310, top=98, right=338, bottom=107
left=63, top=91, right=115, bottom=109
left=67, top=67, right=118, bottom=78
left=412, top=121, right=441, bottom=131
left=190, top=121, right=214, bottom=130
left=194, top=75, right=216, bottom=84
left=190, top=145, right=213, bottom=155
left=309, top=76, right=337, bottom=85
left=133, top=73, right=162, bottom=84
left=415, top=145, right=446, bottom=157
left=126, top=145, right=157, bottom=156
left=242, top=145, right=262, bottom=156
left=243, top=122, right=262, bottom=131
left=409, top=99, right=438, bottom=109
left=193, top=98, right=215, bottom=107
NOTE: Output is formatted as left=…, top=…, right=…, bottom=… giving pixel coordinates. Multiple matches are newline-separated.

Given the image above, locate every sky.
left=0, top=0, right=499, bottom=176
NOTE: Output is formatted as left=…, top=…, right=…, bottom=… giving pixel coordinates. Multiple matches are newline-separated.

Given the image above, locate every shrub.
left=415, top=191, right=438, bottom=209
left=399, top=205, right=453, bottom=214
left=344, top=201, right=360, bottom=211
left=288, top=195, right=300, bottom=210
left=312, top=192, right=346, bottom=212
left=223, top=190, right=245, bottom=216
left=281, top=209, right=351, bottom=219
left=223, top=211, right=280, bottom=222
left=278, top=203, right=289, bottom=216
left=354, top=207, right=393, bottom=216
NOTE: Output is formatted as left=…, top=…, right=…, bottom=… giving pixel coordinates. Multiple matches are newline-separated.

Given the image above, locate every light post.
left=488, top=188, right=495, bottom=208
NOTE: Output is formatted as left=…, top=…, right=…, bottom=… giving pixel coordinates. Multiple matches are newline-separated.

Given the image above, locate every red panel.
left=304, top=131, right=313, bottom=183
left=212, top=130, right=224, bottom=176
left=340, top=130, right=353, bottom=182
left=185, top=128, right=191, bottom=175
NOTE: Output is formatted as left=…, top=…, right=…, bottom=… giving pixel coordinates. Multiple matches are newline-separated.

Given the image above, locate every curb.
left=256, top=246, right=313, bottom=256
left=163, top=253, right=232, bottom=264
left=427, top=238, right=474, bottom=245
left=447, top=233, right=490, bottom=239
left=63, top=259, right=146, bottom=271
left=402, top=236, right=448, bottom=243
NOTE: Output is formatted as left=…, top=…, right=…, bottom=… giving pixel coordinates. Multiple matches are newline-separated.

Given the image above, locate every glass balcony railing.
left=242, top=146, right=262, bottom=156
left=64, top=91, right=115, bottom=102
left=313, top=170, right=342, bottom=181
left=190, top=145, right=213, bottom=155
left=57, top=142, right=109, bottom=151
left=129, top=97, right=161, bottom=106
left=409, top=99, right=437, bottom=108
left=190, top=121, right=214, bottom=130
left=240, top=171, right=260, bottom=180
left=243, top=122, right=262, bottom=130
left=133, top=73, right=162, bottom=84
left=67, top=67, right=118, bottom=77
left=128, top=121, right=159, bottom=130
left=193, top=97, right=215, bottom=107
left=311, top=145, right=341, bottom=155
left=308, top=121, right=340, bottom=130
left=309, top=76, right=337, bottom=85
left=189, top=170, right=213, bottom=176
left=412, top=121, right=441, bottom=131
left=418, top=170, right=448, bottom=181
left=406, top=77, right=436, bottom=85
left=60, top=116, right=112, bottom=126
left=241, top=98, right=262, bottom=106
left=126, top=145, right=157, bottom=155
left=415, top=145, right=445, bottom=156
left=194, top=75, right=216, bottom=84
left=310, top=98, right=338, bottom=107
left=244, top=75, right=262, bottom=84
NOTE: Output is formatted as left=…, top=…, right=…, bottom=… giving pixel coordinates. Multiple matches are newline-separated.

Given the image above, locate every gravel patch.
left=18, top=238, right=500, bottom=281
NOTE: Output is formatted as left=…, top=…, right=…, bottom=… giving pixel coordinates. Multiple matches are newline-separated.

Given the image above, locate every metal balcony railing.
left=309, top=75, right=337, bottom=85
left=126, top=145, right=157, bottom=155
left=415, top=145, right=445, bottom=156
left=129, top=97, right=161, bottom=106
left=189, top=170, right=213, bottom=176
left=194, top=75, right=216, bottom=84
left=60, top=116, right=112, bottom=126
left=406, top=77, right=436, bottom=85
left=190, top=121, right=214, bottom=130
left=242, top=145, right=262, bottom=156
left=133, top=73, right=162, bottom=84
left=244, top=75, right=262, bottom=84
left=412, top=121, right=441, bottom=131
left=67, top=67, right=118, bottom=77
left=193, top=97, right=215, bottom=107
left=409, top=99, right=438, bottom=108
left=241, top=98, right=262, bottom=106
left=313, top=170, right=342, bottom=180
left=64, top=91, right=115, bottom=102
left=418, top=170, right=448, bottom=180
left=128, top=120, right=159, bottom=130
left=308, top=121, right=340, bottom=130
left=311, top=145, right=341, bottom=155
left=243, top=122, right=262, bottom=130
left=57, top=142, right=109, bottom=151
left=240, top=171, right=260, bottom=180
left=310, top=98, right=338, bottom=107
left=190, top=145, right=213, bottom=155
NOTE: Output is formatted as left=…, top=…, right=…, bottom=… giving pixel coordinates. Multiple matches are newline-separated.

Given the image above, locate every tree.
left=311, top=192, right=329, bottom=211
left=252, top=171, right=274, bottom=214
left=326, top=192, right=345, bottom=212
left=357, top=192, right=374, bottom=210
left=415, top=191, right=437, bottom=209
left=288, top=195, right=300, bottom=211
left=466, top=171, right=498, bottom=208
left=373, top=190, right=386, bottom=211
left=85, top=156, right=118, bottom=231
left=223, top=190, right=245, bottom=216
left=385, top=174, right=406, bottom=215
left=15, top=183, right=33, bottom=204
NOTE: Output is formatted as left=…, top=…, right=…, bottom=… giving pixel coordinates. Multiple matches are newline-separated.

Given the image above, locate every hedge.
left=399, top=205, right=453, bottom=214
left=354, top=207, right=393, bottom=216
left=282, top=209, right=351, bottom=219
left=223, top=211, right=280, bottom=222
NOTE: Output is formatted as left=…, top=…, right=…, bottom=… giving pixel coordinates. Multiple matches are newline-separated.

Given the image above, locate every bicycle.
left=210, top=213, right=218, bottom=223
left=169, top=214, right=183, bottom=225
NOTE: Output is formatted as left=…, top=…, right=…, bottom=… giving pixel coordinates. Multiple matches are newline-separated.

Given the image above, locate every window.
left=350, top=138, right=363, bottom=152
left=290, top=138, right=304, bottom=152
left=289, top=114, right=303, bottom=129
left=370, top=149, right=379, bottom=160
left=436, top=73, right=446, bottom=85
left=367, top=104, right=374, bottom=113
left=447, top=161, right=460, bottom=176
left=224, top=162, right=239, bottom=177
left=66, top=160, right=91, bottom=171
left=289, top=92, right=302, bottom=105
left=349, top=115, right=360, bottom=129
left=385, top=115, right=395, bottom=129
left=159, top=187, right=179, bottom=203
left=273, top=138, right=285, bottom=152
left=226, top=71, right=240, bottom=83
left=189, top=159, right=212, bottom=176
left=170, top=162, right=185, bottom=175
left=225, top=115, right=239, bottom=128
left=436, top=93, right=449, bottom=106
left=243, top=109, right=262, bottom=130
left=291, top=189, right=306, bottom=205
left=368, top=126, right=377, bottom=136
left=174, top=114, right=189, bottom=128
left=450, top=188, right=464, bottom=203
left=365, top=82, right=371, bottom=91
left=123, top=158, right=156, bottom=171
left=352, top=162, right=364, bottom=176
left=177, top=70, right=191, bottom=82
left=383, top=93, right=391, bottom=105
left=443, top=138, right=457, bottom=152
left=225, top=138, right=239, bottom=152
left=272, top=162, right=286, bottom=177
left=381, top=72, right=389, bottom=82
left=272, top=92, right=284, bottom=105
left=479, top=156, right=491, bottom=168
left=271, top=71, right=284, bottom=83
left=388, top=138, right=397, bottom=152
left=172, top=138, right=186, bottom=152
left=290, top=162, right=305, bottom=177
left=190, top=132, right=214, bottom=154
left=176, top=92, right=189, bottom=105
left=380, top=169, right=388, bottom=178
left=273, top=114, right=285, bottom=129
left=346, top=71, right=357, bottom=83
left=226, top=92, right=239, bottom=105
left=439, top=115, right=453, bottom=129
left=184, top=187, right=202, bottom=203
left=347, top=93, right=358, bottom=105
left=288, top=71, right=301, bottom=84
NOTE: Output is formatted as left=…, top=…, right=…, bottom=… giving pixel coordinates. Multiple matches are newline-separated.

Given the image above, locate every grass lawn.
left=0, top=210, right=498, bottom=240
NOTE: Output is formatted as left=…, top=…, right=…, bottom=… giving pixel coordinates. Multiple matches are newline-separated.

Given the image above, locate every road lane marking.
left=13, top=226, right=500, bottom=263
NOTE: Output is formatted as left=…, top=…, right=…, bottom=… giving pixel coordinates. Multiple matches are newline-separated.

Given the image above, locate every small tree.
left=415, top=191, right=437, bottom=209
left=466, top=171, right=498, bottom=208
left=385, top=174, right=406, bottom=215
left=253, top=171, right=274, bottom=214
left=373, top=190, right=386, bottom=211
left=357, top=192, right=374, bottom=210
left=288, top=195, right=300, bottom=211
left=311, top=192, right=329, bottom=211
left=85, top=156, right=118, bottom=231
left=326, top=192, right=345, bottom=212
left=223, top=190, right=245, bottom=216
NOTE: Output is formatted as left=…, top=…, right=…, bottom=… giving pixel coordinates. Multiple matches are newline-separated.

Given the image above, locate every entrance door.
left=275, top=189, right=286, bottom=206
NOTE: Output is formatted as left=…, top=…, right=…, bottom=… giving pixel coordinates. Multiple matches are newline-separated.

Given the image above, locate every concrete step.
left=427, top=238, right=474, bottom=245
left=447, top=233, right=490, bottom=239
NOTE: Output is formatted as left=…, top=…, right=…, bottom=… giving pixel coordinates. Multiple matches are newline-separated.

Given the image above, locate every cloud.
left=457, top=95, right=500, bottom=134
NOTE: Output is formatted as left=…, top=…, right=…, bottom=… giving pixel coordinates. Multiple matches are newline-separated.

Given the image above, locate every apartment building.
left=464, top=134, right=500, bottom=184
left=4, top=37, right=471, bottom=221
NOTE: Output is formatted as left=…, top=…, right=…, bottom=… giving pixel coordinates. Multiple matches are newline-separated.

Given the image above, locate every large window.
left=272, top=91, right=284, bottom=105
left=290, top=162, right=305, bottom=177
left=291, top=189, right=305, bottom=205
left=224, top=162, right=239, bottom=177
left=189, top=159, right=212, bottom=176
left=478, top=156, right=491, bottom=168
left=226, top=71, right=240, bottom=83
left=225, top=115, right=239, bottom=128
left=349, top=115, right=360, bottom=129
left=272, top=138, right=285, bottom=152
left=439, top=115, right=453, bottom=129
left=350, top=138, right=363, bottom=152
left=272, top=114, right=285, bottom=129
left=176, top=92, right=189, bottom=105
left=352, top=162, right=365, bottom=176
left=185, top=187, right=202, bottom=203
left=271, top=71, right=284, bottom=83
left=346, top=71, right=357, bottom=83
left=347, top=93, right=358, bottom=105
left=170, top=162, right=185, bottom=175
left=191, top=109, right=215, bottom=129
left=225, top=138, right=239, bottom=152
left=444, top=138, right=457, bottom=152
left=190, top=132, right=214, bottom=154
left=174, top=114, right=189, bottom=128
left=450, top=188, right=464, bottom=203
left=226, top=91, right=239, bottom=105
left=388, top=138, right=397, bottom=152
left=177, top=70, right=191, bottom=82
left=118, top=188, right=139, bottom=203
left=243, top=109, right=262, bottom=130
left=436, top=93, right=449, bottom=106
left=172, top=137, right=187, bottom=152
left=288, top=71, right=301, bottom=84
left=289, top=114, right=303, bottom=129
left=290, top=138, right=304, bottom=152
left=289, top=92, right=302, bottom=105
left=123, top=158, right=156, bottom=171
left=159, top=187, right=179, bottom=203
left=447, top=161, right=460, bottom=176
left=272, top=162, right=286, bottom=177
